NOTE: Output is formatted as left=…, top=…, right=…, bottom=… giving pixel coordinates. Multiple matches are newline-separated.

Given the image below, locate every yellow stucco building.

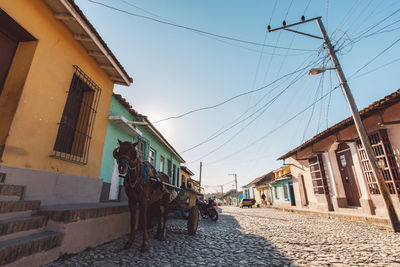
left=0, top=0, right=132, bottom=204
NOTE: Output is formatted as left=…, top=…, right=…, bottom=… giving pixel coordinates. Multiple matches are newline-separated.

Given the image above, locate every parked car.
left=240, top=199, right=256, bottom=208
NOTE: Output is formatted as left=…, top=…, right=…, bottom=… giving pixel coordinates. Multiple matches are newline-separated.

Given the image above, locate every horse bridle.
left=114, top=150, right=141, bottom=188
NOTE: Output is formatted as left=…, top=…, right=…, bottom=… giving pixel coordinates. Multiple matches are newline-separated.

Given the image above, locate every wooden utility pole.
left=229, top=173, right=239, bottom=206
left=268, top=16, right=400, bottom=232
left=199, top=162, right=202, bottom=193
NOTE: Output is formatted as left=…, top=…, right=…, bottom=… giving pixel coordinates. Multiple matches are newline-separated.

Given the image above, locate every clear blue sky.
left=76, top=0, right=400, bottom=193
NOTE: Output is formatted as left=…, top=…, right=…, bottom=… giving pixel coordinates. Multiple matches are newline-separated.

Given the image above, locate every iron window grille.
left=53, top=66, right=101, bottom=164
left=356, top=129, right=400, bottom=195
left=308, top=154, right=330, bottom=194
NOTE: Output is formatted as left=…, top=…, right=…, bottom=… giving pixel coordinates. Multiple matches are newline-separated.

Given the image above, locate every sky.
left=75, top=0, right=400, bottom=193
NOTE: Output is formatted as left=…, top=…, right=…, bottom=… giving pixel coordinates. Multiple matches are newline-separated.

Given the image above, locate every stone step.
left=0, top=216, right=48, bottom=241
left=0, top=231, right=63, bottom=266
left=0, top=200, right=41, bottom=217
left=0, top=184, right=25, bottom=200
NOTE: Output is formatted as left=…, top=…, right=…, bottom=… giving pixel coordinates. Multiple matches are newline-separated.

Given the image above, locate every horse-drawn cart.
left=164, top=183, right=202, bottom=235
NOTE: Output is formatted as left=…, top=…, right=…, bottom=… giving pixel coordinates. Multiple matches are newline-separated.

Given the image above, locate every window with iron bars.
left=356, top=129, right=400, bottom=195
left=53, top=66, right=101, bottom=164
left=308, top=154, right=330, bottom=195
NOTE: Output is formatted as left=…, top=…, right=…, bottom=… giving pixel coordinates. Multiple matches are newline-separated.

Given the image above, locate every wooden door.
left=336, top=144, right=361, bottom=207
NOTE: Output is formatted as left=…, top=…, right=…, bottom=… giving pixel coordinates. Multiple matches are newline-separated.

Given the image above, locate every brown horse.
left=113, top=140, right=170, bottom=252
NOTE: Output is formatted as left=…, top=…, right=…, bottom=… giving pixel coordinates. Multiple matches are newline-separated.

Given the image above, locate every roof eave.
left=278, top=88, right=400, bottom=160
left=44, top=0, right=133, bottom=86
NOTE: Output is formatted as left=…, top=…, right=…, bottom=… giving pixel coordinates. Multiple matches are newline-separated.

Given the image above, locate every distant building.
left=269, top=167, right=296, bottom=208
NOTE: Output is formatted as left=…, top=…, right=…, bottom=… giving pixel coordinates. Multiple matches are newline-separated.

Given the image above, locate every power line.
left=204, top=34, right=400, bottom=166
left=352, top=57, right=400, bottom=79
left=88, top=0, right=315, bottom=52
left=119, top=0, right=311, bottom=57
left=186, top=63, right=312, bottom=161
left=206, top=83, right=341, bottom=166
left=349, top=36, right=400, bottom=78
left=153, top=56, right=322, bottom=124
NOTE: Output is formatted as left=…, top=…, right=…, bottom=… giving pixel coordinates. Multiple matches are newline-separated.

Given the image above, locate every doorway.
left=289, top=182, right=296, bottom=206
left=335, top=143, right=361, bottom=207
left=0, top=9, right=36, bottom=160
left=299, top=175, right=309, bottom=206
left=109, top=160, right=120, bottom=200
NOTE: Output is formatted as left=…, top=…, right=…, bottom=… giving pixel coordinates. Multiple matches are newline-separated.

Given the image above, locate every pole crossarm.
left=267, top=16, right=321, bottom=32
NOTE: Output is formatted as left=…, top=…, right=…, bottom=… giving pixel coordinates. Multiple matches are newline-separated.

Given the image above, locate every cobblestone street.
left=46, top=206, right=400, bottom=267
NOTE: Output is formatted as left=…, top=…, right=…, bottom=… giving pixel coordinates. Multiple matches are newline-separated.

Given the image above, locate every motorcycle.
left=196, top=199, right=218, bottom=221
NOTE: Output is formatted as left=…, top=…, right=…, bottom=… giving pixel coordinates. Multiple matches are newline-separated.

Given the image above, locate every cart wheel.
left=187, top=206, right=199, bottom=236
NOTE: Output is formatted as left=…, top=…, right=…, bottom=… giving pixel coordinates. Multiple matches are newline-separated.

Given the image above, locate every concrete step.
left=0, top=231, right=63, bottom=266
left=0, top=184, right=25, bottom=201
left=0, top=216, right=48, bottom=242
left=0, top=200, right=41, bottom=218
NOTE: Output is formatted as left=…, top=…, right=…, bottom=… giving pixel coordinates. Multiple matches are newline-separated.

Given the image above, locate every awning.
left=108, top=116, right=142, bottom=136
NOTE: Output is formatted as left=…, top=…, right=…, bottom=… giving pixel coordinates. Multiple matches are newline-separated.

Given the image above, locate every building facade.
left=0, top=0, right=132, bottom=205
left=269, top=167, right=296, bottom=208
left=99, top=94, right=184, bottom=201
left=278, top=89, right=400, bottom=218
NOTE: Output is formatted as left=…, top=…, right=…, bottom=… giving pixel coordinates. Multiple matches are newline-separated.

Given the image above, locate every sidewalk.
left=266, top=205, right=391, bottom=228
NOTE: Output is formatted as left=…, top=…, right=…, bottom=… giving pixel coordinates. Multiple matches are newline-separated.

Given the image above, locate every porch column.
left=323, top=152, right=337, bottom=197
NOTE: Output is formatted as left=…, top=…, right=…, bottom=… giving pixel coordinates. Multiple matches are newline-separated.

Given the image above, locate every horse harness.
left=117, top=154, right=163, bottom=191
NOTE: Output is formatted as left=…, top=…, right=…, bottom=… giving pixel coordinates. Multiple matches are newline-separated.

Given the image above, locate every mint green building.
left=99, top=94, right=185, bottom=201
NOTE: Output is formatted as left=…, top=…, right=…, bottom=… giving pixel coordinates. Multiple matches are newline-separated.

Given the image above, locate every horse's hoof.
left=160, top=233, right=166, bottom=241
left=140, top=244, right=149, bottom=253
left=123, top=242, right=133, bottom=250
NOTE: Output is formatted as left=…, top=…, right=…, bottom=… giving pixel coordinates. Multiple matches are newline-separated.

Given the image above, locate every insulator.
left=282, top=21, right=286, bottom=26
left=301, top=16, right=305, bottom=21
left=267, top=25, right=271, bottom=31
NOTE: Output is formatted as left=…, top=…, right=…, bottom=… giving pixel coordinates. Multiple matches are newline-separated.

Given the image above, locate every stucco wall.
left=285, top=100, right=400, bottom=216
left=0, top=0, right=114, bottom=178
left=270, top=180, right=291, bottom=204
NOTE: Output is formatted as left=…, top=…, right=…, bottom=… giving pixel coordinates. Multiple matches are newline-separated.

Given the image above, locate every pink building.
left=278, top=88, right=400, bottom=218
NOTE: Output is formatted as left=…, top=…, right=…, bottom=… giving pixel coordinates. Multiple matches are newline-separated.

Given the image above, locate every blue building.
left=270, top=166, right=296, bottom=208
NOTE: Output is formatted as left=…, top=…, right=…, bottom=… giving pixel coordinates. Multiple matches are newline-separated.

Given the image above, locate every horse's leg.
left=155, top=202, right=162, bottom=239
left=124, top=197, right=137, bottom=249
left=140, top=200, right=149, bottom=252
left=160, top=193, right=169, bottom=241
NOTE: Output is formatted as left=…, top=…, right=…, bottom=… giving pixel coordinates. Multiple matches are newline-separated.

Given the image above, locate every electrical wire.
left=206, top=84, right=342, bottom=166
left=179, top=54, right=323, bottom=153
left=87, top=0, right=315, bottom=52
left=118, top=0, right=311, bottom=57
left=153, top=56, right=321, bottom=124
left=349, top=36, right=400, bottom=79
left=186, top=64, right=310, bottom=161
left=352, top=57, right=400, bottom=80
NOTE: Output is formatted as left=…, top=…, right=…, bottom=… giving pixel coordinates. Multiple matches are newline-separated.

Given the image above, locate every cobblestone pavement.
left=45, top=206, right=400, bottom=267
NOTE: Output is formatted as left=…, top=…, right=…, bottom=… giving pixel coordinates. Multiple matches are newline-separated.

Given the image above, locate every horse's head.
left=113, top=140, right=139, bottom=175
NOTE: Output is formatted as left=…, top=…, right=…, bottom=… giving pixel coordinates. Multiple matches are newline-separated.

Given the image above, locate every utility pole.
left=199, top=162, right=202, bottom=193
left=268, top=16, right=400, bottom=232
left=229, top=173, right=239, bottom=206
